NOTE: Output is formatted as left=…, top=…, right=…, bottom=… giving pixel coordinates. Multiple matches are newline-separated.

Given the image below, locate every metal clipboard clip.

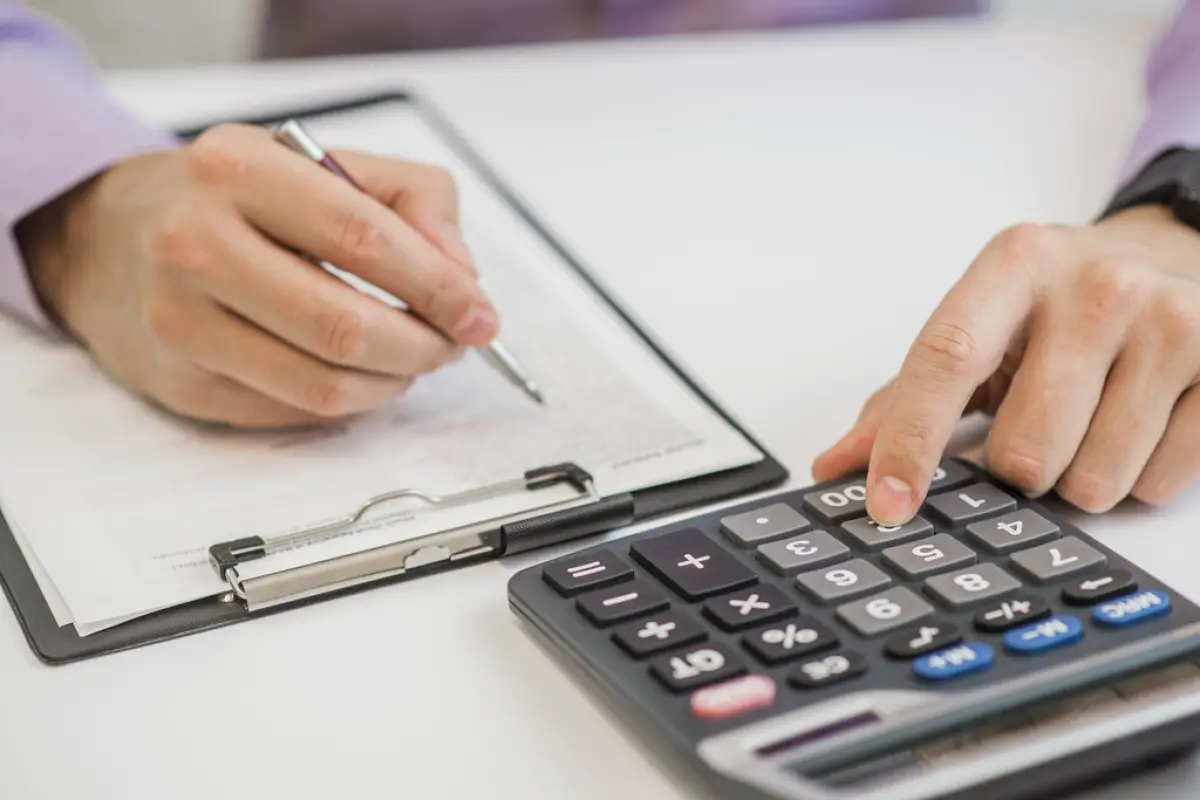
left=207, top=462, right=633, bottom=612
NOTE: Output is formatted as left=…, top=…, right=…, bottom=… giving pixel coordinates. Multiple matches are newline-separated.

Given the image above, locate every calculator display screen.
left=755, top=712, right=880, bottom=758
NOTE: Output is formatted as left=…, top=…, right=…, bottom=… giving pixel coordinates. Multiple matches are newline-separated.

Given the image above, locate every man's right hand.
left=16, top=123, right=496, bottom=429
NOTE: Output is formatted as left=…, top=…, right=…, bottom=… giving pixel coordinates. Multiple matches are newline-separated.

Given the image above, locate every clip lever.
left=208, top=463, right=598, bottom=611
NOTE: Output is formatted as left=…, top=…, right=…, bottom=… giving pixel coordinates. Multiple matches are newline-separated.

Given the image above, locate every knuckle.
left=302, top=372, right=356, bottom=418
left=1149, top=291, right=1200, bottom=350
left=154, top=374, right=213, bottom=420
left=188, top=124, right=252, bottom=185
left=1077, top=257, right=1144, bottom=317
left=1057, top=469, right=1119, bottom=514
left=884, top=416, right=938, bottom=460
left=141, top=293, right=191, bottom=351
left=147, top=204, right=207, bottom=273
left=335, top=212, right=386, bottom=272
left=425, top=165, right=458, bottom=198
left=988, top=223, right=1056, bottom=272
left=912, top=320, right=980, bottom=380
left=320, top=307, right=368, bottom=365
left=987, top=445, right=1052, bottom=494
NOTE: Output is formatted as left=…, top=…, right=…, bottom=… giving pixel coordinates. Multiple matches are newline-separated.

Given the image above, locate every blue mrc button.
left=1094, top=590, right=1171, bottom=628
left=1003, top=615, right=1083, bottom=654
left=913, top=643, right=994, bottom=682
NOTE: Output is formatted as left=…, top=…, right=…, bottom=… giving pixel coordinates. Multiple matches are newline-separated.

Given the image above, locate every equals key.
left=542, top=551, right=634, bottom=596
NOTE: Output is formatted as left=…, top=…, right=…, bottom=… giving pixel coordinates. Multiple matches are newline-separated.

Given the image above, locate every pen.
left=271, top=118, right=544, bottom=405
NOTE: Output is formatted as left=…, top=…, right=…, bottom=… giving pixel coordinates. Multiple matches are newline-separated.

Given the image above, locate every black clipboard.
left=0, top=90, right=788, bottom=666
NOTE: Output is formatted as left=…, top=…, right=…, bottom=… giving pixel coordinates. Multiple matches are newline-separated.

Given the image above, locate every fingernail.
left=871, top=475, right=915, bottom=525
left=440, top=225, right=476, bottom=273
left=453, top=303, right=497, bottom=340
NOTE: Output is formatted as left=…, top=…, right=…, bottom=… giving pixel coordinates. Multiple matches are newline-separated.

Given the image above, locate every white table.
left=5, top=12, right=1200, bottom=800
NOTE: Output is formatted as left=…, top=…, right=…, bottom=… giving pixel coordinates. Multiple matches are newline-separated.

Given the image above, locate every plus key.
left=630, top=528, right=757, bottom=601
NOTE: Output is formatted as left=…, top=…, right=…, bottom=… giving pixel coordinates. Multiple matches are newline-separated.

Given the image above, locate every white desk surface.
left=5, top=12, right=1200, bottom=800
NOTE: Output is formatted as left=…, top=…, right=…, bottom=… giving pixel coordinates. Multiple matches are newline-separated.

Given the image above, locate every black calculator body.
left=508, top=459, right=1200, bottom=800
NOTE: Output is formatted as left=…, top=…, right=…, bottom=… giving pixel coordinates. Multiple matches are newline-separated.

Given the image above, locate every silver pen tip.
left=526, top=383, right=545, bottom=405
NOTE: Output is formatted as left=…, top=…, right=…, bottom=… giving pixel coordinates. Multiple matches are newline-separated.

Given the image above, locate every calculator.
left=507, top=458, right=1200, bottom=800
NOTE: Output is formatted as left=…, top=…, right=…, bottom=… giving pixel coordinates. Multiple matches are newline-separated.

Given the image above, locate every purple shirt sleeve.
left=1120, top=0, right=1200, bottom=182
left=0, top=1, right=175, bottom=329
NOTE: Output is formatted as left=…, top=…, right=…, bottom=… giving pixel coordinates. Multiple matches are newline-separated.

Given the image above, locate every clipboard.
left=0, top=90, right=788, bottom=666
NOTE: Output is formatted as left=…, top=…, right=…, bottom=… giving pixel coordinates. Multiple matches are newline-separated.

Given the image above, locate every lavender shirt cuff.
left=1118, top=0, right=1200, bottom=184
left=0, top=36, right=176, bottom=330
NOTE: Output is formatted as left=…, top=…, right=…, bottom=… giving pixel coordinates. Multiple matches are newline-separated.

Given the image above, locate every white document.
left=0, top=99, right=763, bottom=633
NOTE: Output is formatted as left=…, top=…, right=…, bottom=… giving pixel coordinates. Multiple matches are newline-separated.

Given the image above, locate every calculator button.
left=928, top=460, right=974, bottom=493
left=704, top=584, right=797, bottom=631
left=720, top=503, right=811, bottom=547
left=884, top=623, right=962, bottom=659
left=802, top=479, right=868, bottom=524
left=576, top=579, right=669, bottom=626
left=1003, top=615, right=1083, bottom=655
left=1062, top=569, right=1137, bottom=606
left=1093, top=590, right=1172, bottom=628
left=1009, top=537, right=1106, bottom=584
left=757, top=531, right=850, bottom=576
left=542, top=551, right=633, bottom=596
left=789, top=651, right=868, bottom=689
left=650, top=642, right=746, bottom=692
left=881, top=534, right=977, bottom=579
left=630, top=528, right=757, bottom=601
left=965, top=509, right=1059, bottom=555
left=840, top=515, right=933, bottom=551
left=836, top=587, right=935, bottom=637
left=612, top=609, right=707, bottom=658
left=925, top=482, right=1017, bottom=526
left=690, top=674, right=777, bottom=721
left=974, top=595, right=1051, bottom=632
left=913, top=643, right=994, bottom=682
left=924, top=564, right=1022, bottom=610
left=796, top=559, right=892, bottom=604
left=744, top=618, right=839, bottom=664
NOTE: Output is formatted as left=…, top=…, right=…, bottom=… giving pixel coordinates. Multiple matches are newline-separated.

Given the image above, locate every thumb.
left=329, top=151, right=477, bottom=276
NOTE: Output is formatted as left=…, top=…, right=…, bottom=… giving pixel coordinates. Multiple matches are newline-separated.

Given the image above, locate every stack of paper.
left=0, top=101, right=762, bottom=635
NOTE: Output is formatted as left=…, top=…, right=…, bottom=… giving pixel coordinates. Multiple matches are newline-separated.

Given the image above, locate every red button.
left=690, top=674, right=776, bottom=720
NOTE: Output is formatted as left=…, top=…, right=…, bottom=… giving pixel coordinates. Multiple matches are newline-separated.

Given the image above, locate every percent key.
left=745, top=617, right=838, bottom=664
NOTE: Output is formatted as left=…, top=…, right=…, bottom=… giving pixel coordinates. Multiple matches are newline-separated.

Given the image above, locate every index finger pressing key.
left=865, top=233, right=1039, bottom=525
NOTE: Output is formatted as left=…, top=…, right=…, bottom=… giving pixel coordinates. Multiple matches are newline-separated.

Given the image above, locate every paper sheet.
left=0, top=99, right=762, bottom=633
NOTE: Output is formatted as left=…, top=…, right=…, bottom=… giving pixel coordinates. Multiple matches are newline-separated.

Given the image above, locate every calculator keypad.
left=720, top=503, right=810, bottom=547
left=836, top=587, right=935, bottom=637
left=1010, top=537, right=1106, bottom=584
left=613, top=609, right=707, bottom=657
left=881, top=534, right=977, bottom=579
left=651, top=642, right=745, bottom=692
left=926, top=482, right=1017, bottom=525
left=966, top=509, right=1059, bottom=554
left=744, top=617, right=838, bottom=663
left=924, top=564, right=1022, bottom=609
left=796, top=558, right=892, bottom=604
left=630, top=528, right=757, bottom=600
left=576, top=578, right=670, bottom=625
left=756, top=530, right=849, bottom=575
left=703, top=584, right=796, bottom=631
left=841, top=515, right=933, bottom=551
left=512, top=457, right=1198, bottom=744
